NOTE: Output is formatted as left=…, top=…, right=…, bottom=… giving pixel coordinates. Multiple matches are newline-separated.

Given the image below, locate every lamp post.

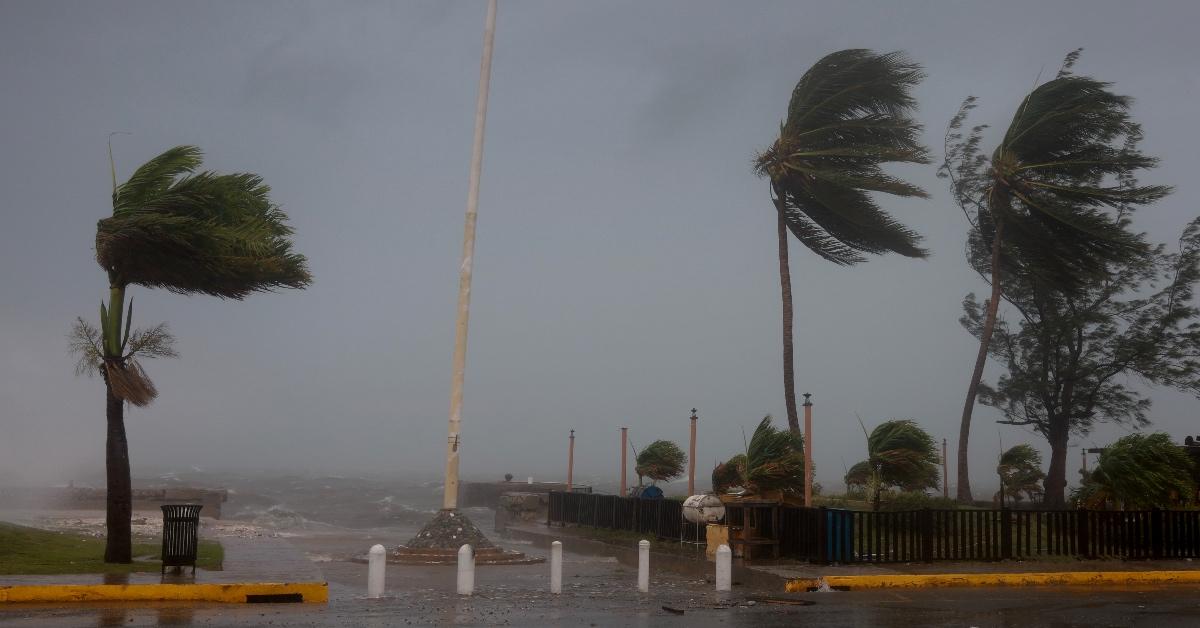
left=620, top=427, right=628, bottom=497
left=803, top=393, right=813, bottom=507
left=687, top=409, right=698, bottom=496
left=567, top=430, right=575, bottom=492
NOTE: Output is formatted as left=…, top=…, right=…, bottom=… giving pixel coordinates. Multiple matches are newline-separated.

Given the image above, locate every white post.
left=637, top=540, right=650, bottom=593
left=715, top=544, right=731, bottom=592
left=367, top=544, right=386, bottom=598
left=550, top=541, right=563, bottom=594
left=457, top=544, right=475, bottom=595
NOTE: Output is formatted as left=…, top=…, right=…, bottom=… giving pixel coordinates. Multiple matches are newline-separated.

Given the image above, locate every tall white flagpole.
left=443, top=0, right=498, bottom=511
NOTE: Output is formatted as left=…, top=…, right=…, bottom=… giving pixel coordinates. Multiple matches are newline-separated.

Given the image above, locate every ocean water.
left=141, top=470, right=458, bottom=538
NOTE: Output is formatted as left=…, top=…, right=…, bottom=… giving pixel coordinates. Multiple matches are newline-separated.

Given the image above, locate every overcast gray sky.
left=2, top=0, right=1197, bottom=493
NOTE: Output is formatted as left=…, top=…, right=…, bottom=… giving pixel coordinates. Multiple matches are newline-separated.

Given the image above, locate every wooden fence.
left=547, top=492, right=1200, bottom=563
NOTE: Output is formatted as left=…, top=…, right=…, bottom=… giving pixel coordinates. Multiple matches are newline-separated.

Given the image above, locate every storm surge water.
left=142, top=470, right=459, bottom=539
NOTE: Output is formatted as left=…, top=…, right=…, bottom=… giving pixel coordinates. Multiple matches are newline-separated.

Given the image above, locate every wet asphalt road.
left=3, top=535, right=1200, bottom=626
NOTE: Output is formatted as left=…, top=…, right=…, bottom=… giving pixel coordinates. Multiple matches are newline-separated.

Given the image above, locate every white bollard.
left=637, top=539, right=650, bottom=593
left=550, top=541, right=563, bottom=594
left=367, top=544, right=386, bottom=598
left=715, top=544, right=731, bottom=592
left=457, top=544, right=475, bottom=595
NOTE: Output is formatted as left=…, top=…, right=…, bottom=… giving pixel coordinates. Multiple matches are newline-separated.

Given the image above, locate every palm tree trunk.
left=104, top=379, right=132, bottom=563
left=957, top=219, right=1005, bottom=502
left=775, top=204, right=800, bottom=435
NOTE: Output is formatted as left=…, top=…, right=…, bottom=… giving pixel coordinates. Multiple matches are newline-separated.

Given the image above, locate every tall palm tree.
left=70, top=146, right=311, bottom=563
left=754, top=49, right=931, bottom=435
left=941, top=50, right=1168, bottom=501
left=846, top=418, right=940, bottom=511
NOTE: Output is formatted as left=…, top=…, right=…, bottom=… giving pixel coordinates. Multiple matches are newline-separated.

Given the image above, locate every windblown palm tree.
left=1074, top=433, right=1195, bottom=509
left=634, top=440, right=687, bottom=486
left=847, top=419, right=940, bottom=510
left=941, top=50, right=1168, bottom=502
left=70, top=146, right=311, bottom=563
left=711, top=416, right=806, bottom=496
left=996, top=444, right=1045, bottom=504
left=754, top=49, right=931, bottom=435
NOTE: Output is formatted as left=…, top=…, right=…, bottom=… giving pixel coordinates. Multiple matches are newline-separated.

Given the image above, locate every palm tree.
left=1075, top=433, right=1196, bottom=509
left=711, top=416, right=806, bottom=496
left=634, top=440, right=687, bottom=486
left=847, top=419, right=940, bottom=510
left=754, top=49, right=931, bottom=435
left=996, top=444, right=1046, bottom=504
left=941, top=50, right=1168, bottom=502
left=70, top=146, right=311, bottom=563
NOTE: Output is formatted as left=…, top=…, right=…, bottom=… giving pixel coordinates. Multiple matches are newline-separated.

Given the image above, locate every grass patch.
left=0, top=521, right=223, bottom=575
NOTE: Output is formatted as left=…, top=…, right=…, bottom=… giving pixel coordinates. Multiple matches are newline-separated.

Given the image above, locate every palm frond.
left=946, top=54, right=1170, bottom=294
left=744, top=415, right=807, bottom=494
left=105, top=358, right=157, bottom=407
left=755, top=49, right=930, bottom=265
left=98, top=146, right=312, bottom=298
left=865, top=419, right=940, bottom=492
left=124, top=323, right=178, bottom=360
left=68, top=318, right=103, bottom=377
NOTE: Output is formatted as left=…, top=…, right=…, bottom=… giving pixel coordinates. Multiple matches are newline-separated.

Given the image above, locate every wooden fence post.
left=1000, top=508, right=1013, bottom=560
left=921, top=509, right=934, bottom=562
left=816, top=507, right=829, bottom=564
left=1151, top=508, right=1164, bottom=560
left=1077, top=509, right=1091, bottom=558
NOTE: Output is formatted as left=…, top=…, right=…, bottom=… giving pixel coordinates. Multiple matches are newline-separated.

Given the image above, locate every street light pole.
left=567, top=430, right=575, bottom=492
left=687, top=409, right=698, bottom=496
left=803, top=393, right=813, bottom=507
left=620, top=427, right=628, bottom=497
left=442, top=0, right=497, bottom=511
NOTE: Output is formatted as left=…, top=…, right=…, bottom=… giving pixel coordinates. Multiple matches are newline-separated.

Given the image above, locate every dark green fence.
left=547, top=492, right=1200, bottom=563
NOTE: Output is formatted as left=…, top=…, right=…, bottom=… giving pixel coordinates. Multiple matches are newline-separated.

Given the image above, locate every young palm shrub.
left=848, top=419, right=940, bottom=510
left=634, top=440, right=687, bottom=486
left=743, top=415, right=807, bottom=496
left=1075, top=433, right=1196, bottom=509
left=712, top=416, right=807, bottom=498
left=71, top=146, right=311, bottom=563
left=754, top=49, right=931, bottom=435
left=996, top=444, right=1046, bottom=504
left=941, top=50, right=1169, bottom=502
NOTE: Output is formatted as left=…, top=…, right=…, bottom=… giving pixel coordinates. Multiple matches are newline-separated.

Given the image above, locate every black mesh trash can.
left=161, top=504, right=203, bottom=574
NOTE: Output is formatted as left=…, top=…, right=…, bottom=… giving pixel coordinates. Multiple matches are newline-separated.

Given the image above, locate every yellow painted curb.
left=0, top=582, right=328, bottom=604
left=786, top=571, right=1200, bottom=591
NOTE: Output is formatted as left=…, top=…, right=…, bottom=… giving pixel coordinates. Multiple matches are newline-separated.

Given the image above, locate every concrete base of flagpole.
left=382, top=509, right=544, bottom=566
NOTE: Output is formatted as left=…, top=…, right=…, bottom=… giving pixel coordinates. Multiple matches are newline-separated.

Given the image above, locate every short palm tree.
left=1074, top=433, right=1195, bottom=509
left=71, top=146, right=311, bottom=563
left=711, top=416, right=806, bottom=496
left=847, top=419, right=940, bottom=510
left=996, top=444, right=1045, bottom=504
left=942, top=50, right=1169, bottom=502
left=634, top=440, right=687, bottom=486
left=754, top=49, right=931, bottom=435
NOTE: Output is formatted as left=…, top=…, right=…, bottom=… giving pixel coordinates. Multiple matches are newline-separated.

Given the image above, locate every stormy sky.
left=2, top=0, right=1197, bottom=494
